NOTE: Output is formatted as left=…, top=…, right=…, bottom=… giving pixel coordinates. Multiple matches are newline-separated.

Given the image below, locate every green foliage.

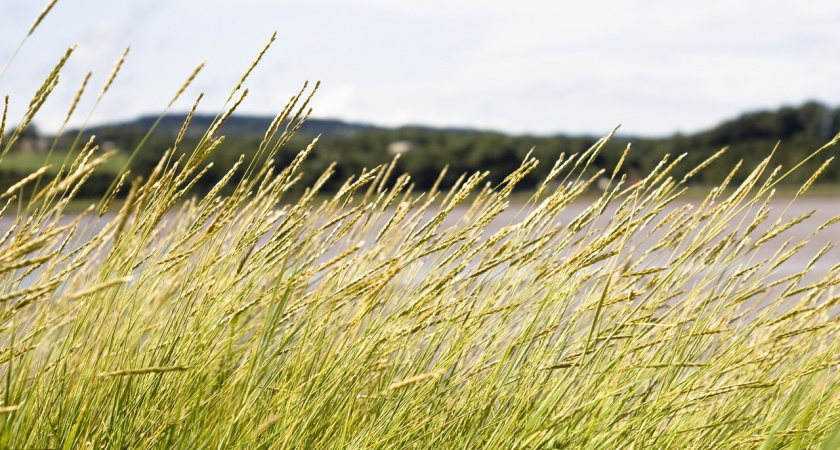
left=22, top=99, right=834, bottom=198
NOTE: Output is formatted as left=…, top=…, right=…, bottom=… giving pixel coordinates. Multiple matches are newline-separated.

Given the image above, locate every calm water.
left=2, top=196, right=839, bottom=288
left=442, top=196, right=840, bottom=283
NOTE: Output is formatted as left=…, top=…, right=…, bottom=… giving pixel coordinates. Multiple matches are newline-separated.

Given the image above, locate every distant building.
left=7, top=124, right=48, bottom=152
left=16, top=136, right=50, bottom=153
left=596, top=177, right=610, bottom=191
left=387, top=140, right=414, bottom=155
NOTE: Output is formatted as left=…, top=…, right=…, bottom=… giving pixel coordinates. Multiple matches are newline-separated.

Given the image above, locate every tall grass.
left=2, top=3, right=840, bottom=448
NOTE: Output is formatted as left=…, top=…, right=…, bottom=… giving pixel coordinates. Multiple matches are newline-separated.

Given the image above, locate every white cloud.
left=1, top=0, right=839, bottom=136
left=312, top=84, right=358, bottom=118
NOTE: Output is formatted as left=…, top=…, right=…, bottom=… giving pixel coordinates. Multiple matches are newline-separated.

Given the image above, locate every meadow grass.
left=2, top=4, right=840, bottom=449
left=0, top=150, right=127, bottom=176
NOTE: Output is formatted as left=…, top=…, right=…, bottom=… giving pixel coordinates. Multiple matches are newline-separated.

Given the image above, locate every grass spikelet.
left=10, top=45, right=74, bottom=145
left=168, top=61, right=205, bottom=108
left=817, top=214, right=840, bottom=232
left=0, top=95, right=7, bottom=149
left=27, top=0, right=58, bottom=36
left=0, top=279, right=61, bottom=304
left=255, top=415, right=284, bottom=435
left=229, top=32, right=276, bottom=100
left=62, top=276, right=133, bottom=301
left=0, top=404, right=22, bottom=414
left=206, top=89, right=248, bottom=139
left=97, top=45, right=130, bottom=102
left=111, top=175, right=142, bottom=244
left=173, top=94, right=204, bottom=153
left=683, top=146, right=728, bottom=182
left=753, top=210, right=814, bottom=248
left=611, top=144, right=630, bottom=181
left=99, top=170, right=130, bottom=216
left=796, top=157, right=833, bottom=198
left=1, top=166, right=49, bottom=198
left=64, top=71, right=91, bottom=124
left=97, top=366, right=190, bottom=377
left=387, top=370, right=446, bottom=391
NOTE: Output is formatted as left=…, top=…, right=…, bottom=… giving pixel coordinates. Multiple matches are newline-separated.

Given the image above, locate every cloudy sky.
left=1, top=0, right=839, bottom=137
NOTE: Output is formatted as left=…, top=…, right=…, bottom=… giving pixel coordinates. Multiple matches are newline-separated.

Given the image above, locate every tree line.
left=3, top=101, right=838, bottom=199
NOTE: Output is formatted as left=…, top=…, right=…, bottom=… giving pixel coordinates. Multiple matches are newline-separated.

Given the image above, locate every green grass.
left=1, top=2, right=840, bottom=448
left=0, top=150, right=128, bottom=178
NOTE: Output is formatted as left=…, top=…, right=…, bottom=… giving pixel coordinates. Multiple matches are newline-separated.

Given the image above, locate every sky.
left=1, top=0, right=839, bottom=137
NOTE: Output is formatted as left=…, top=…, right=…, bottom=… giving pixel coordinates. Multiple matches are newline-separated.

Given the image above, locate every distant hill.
left=691, top=101, right=838, bottom=146
left=9, top=100, right=838, bottom=195
left=85, top=114, right=380, bottom=138
left=82, top=101, right=839, bottom=145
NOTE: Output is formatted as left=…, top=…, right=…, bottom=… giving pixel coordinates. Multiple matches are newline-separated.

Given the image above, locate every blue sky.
left=1, top=0, right=839, bottom=136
